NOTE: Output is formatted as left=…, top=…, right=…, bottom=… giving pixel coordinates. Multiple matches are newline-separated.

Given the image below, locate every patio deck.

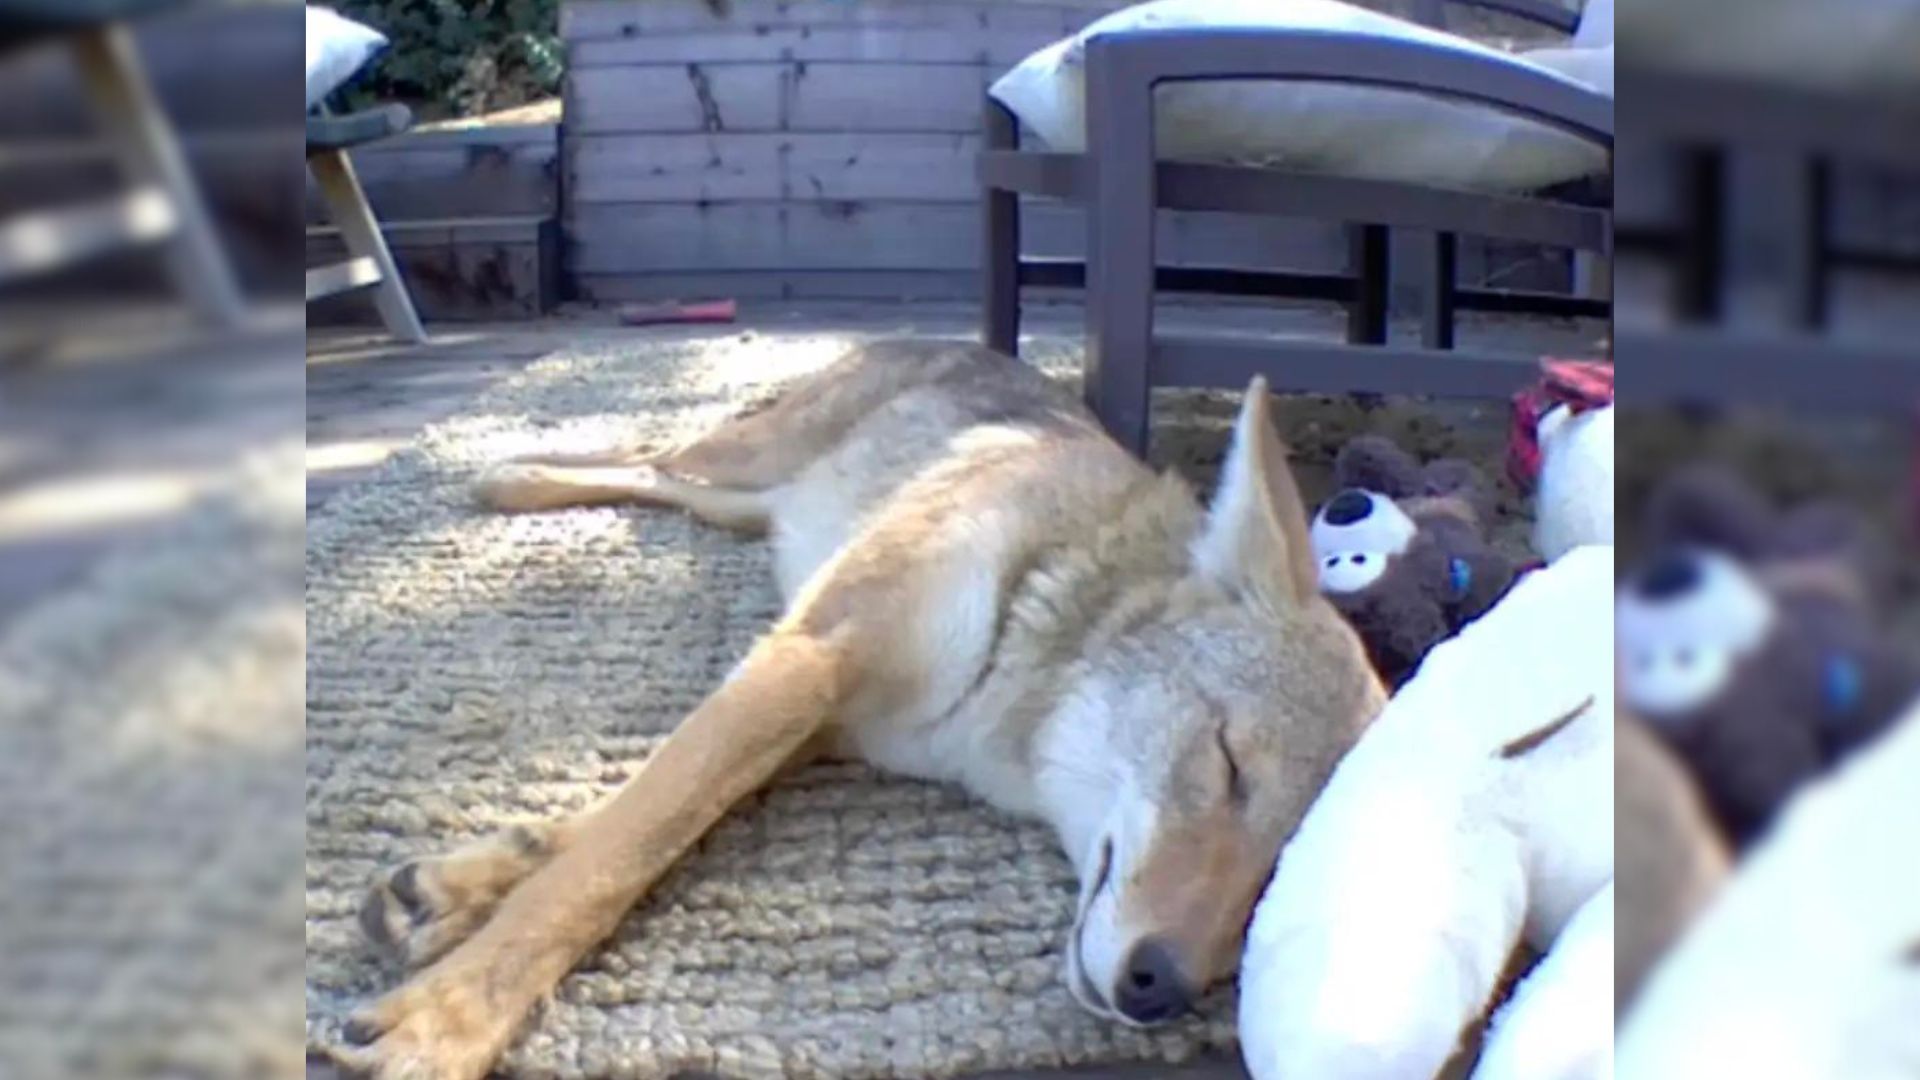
left=308, top=297, right=1603, bottom=505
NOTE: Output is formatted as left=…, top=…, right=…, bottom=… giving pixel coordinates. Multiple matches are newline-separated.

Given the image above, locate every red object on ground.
left=1507, top=357, right=1614, bottom=491
left=618, top=299, right=738, bottom=326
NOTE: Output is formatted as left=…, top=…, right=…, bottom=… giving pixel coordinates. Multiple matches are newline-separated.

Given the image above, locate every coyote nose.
left=1114, top=939, right=1194, bottom=1024
left=1324, top=489, right=1374, bottom=526
left=1638, top=551, right=1701, bottom=600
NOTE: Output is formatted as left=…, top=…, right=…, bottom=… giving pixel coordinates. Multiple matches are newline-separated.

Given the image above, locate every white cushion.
left=1572, top=0, right=1612, bottom=48
left=988, top=0, right=1611, bottom=193
left=305, top=6, right=389, bottom=110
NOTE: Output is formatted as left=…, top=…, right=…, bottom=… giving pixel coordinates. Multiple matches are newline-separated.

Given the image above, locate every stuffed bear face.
left=1310, top=489, right=1418, bottom=594
left=1616, top=549, right=1777, bottom=728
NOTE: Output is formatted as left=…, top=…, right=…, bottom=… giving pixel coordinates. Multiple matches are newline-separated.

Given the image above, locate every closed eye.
left=1216, top=725, right=1247, bottom=805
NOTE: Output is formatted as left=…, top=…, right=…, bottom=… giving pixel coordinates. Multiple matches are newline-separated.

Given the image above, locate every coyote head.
left=1044, top=379, right=1387, bottom=1026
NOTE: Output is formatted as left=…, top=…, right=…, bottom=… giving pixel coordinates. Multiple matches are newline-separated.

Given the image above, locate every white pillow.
left=988, top=0, right=1611, bottom=193
left=1572, top=0, right=1612, bottom=48
left=306, top=6, right=389, bottom=110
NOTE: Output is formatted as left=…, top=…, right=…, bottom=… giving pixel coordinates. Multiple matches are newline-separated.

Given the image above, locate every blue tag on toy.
left=1449, top=557, right=1472, bottom=599
left=1824, top=655, right=1863, bottom=716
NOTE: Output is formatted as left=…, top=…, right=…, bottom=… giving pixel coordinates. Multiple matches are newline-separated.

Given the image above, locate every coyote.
left=340, top=340, right=1385, bottom=1079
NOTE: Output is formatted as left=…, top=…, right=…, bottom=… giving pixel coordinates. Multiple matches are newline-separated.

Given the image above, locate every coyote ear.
left=1192, top=377, right=1320, bottom=609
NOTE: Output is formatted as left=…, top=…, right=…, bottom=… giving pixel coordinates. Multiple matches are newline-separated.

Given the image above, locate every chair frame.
left=0, top=18, right=245, bottom=326
left=980, top=3, right=1612, bottom=453
left=306, top=107, right=427, bottom=344
left=1614, top=67, right=1920, bottom=413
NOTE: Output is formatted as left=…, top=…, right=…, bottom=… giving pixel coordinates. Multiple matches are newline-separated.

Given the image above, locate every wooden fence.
left=558, top=0, right=1604, bottom=303
left=563, top=0, right=1403, bottom=302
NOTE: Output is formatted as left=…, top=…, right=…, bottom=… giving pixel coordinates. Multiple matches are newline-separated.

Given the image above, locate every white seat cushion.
left=305, top=6, right=389, bottom=110
left=989, top=0, right=1611, bottom=194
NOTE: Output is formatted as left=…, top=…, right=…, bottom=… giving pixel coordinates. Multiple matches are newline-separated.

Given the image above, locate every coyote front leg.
left=337, top=632, right=843, bottom=1080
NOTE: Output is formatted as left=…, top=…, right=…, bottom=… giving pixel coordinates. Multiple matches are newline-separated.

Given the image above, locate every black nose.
left=1323, top=489, right=1374, bottom=526
left=1114, top=938, right=1195, bottom=1024
left=1638, top=551, right=1701, bottom=600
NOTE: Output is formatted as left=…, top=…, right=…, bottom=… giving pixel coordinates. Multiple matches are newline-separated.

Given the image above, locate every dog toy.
left=1615, top=464, right=1919, bottom=846
left=1309, top=435, right=1523, bottom=688
left=1510, top=358, right=1613, bottom=563
left=1241, top=546, right=1615, bottom=1080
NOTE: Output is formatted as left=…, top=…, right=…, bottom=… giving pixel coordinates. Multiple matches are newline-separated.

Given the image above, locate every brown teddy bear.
left=1616, top=464, right=1919, bottom=847
left=1309, top=436, right=1525, bottom=688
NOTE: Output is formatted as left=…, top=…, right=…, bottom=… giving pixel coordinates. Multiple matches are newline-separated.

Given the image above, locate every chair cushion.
left=307, top=103, right=413, bottom=153
left=305, top=4, right=387, bottom=109
left=989, top=0, right=1611, bottom=194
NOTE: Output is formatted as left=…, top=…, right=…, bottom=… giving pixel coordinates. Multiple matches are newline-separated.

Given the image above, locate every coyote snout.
left=1071, top=804, right=1278, bottom=1025
left=1063, top=639, right=1377, bottom=1026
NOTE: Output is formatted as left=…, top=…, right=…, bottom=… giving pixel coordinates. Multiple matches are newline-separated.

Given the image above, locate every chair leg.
left=1084, top=54, right=1156, bottom=458
left=1347, top=223, right=1389, bottom=344
left=983, top=100, right=1021, bottom=356
left=1573, top=250, right=1612, bottom=303
left=1673, top=146, right=1722, bottom=323
left=70, top=24, right=245, bottom=328
left=983, top=190, right=1021, bottom=355
left=1421, top=231, right=1456, bottom=350
left=309, top=148, right=427, bottom=344
left=1785, top=156, right=1829, bottom=331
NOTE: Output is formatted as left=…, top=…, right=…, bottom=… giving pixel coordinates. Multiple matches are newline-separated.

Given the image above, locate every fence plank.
left=788, top=62, right=987, bottom=133
left=575, top=269, right=978, bottom=301
left=568, top=201, right=1344, bottom=274
left=304, top=125, right=558, bottom=223
left=563, top=0, right=1106, bottom=40
left=569, top=64, right=784, bottom=135
left=569, top=60, right=991, bottom=135
left=573, top=132, right=983, bottom=203
left=572, top=23, right=1078, bottom=67
left=308, top=216, right=558, bottom=321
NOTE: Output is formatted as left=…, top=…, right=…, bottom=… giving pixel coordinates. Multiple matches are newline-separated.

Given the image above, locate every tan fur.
left=341, top=341, right=1383, bottom=1078
left=1615, top=710, right=1731, bottom=1012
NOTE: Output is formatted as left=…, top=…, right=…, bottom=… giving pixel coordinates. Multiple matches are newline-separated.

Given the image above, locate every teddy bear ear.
left=1418, top=458, right=1494, bottom=523
left=1772, top=501, right=1883, bottom=569
left=1332, top=436, right=1422, bottom=498
left=1643, top=463, right=1775, bottom=560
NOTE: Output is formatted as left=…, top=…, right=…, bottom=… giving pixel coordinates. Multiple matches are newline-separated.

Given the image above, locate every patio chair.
left=980, top=0, right=1612, bottom=455
left=1617, top=64, right=1920, bottom=413
left=0, top=0, right=245, bottom=325
left=306, top=103, right=427, bottom=344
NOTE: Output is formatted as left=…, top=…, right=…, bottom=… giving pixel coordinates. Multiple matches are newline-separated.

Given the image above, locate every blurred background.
left=0, top=1, right=305, bottom=1078
left=1612, top=0, right=1920, bottom=1075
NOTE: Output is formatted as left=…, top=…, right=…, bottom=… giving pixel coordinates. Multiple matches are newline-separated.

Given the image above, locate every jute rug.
left=0, top=445, right=306, bottom=1079
left=303, top=332, right=1244, bottom=1079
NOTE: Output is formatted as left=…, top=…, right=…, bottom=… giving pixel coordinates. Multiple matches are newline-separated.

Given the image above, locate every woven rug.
left=304, top=332, right=1248, bottom=1079
left=0, top=445, right=306, bottom=1079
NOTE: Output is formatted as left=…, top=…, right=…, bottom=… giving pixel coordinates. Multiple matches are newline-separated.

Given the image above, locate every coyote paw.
left=336, top=962, right=517, bottom=1080
left=359, top=825, right=555, bottom=968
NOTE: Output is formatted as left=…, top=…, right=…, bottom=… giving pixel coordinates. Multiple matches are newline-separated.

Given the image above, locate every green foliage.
left=332, top=0, right=563, bottom=119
